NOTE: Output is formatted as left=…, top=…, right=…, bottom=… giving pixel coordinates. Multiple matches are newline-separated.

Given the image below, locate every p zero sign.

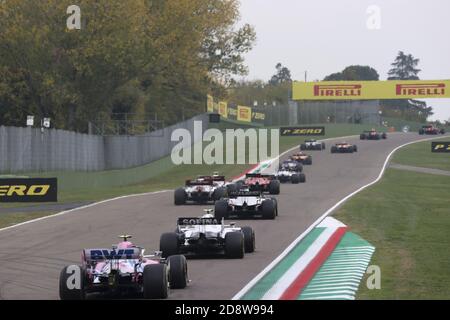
left=0, top=178, right=57, bottom=202
left=432, top=142, right=450, bottom=153
left=281, top=126, right=325, bottom=136
left=292, top=80, right=450, bottom=100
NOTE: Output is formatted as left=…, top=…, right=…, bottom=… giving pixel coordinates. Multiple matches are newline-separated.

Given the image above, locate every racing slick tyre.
left=225, top=232, right=244, bottom=259
left=291, top=173, right=300, bottom=184
left=360, top=134, right=366, bottom=140
left=300, top=144, right=306, bottom=150
left=174, top=188, right=187, bottom=205
left=167, top=255, right=188, bottom=289
left=143, top=264, right=169, bottom=299
left=440, top=129, right=445, bottom=134
left=331, top=146, right=337, bottom=153
left=59, top=265, right=86, bottom=300
left=160, top=232, right=180, bottom=258
left=214, top=199, right=229, bottom=221
left=315, top=144, right=322, bottom=150
left=382, top=133, right=387, bottom=139
left=262, top=199, right=276, bottom=220
left=353, top=145, right=358, bottom=152
left=322, top=142, right=326, bottom=150
left=226, top=183, right=237, bottom=195
left=419, top=129, right=425, bottom=135
left=304, top=157, right=312, bottom=165
left=241, top=226, right=255, bottom=253
left=299, top=173, right=306, bottom=183
left=213, top=187, right=226, bottom=201
left=296, top=163, right=303, bottom=172
left=268, top=179, right=280, bottom=195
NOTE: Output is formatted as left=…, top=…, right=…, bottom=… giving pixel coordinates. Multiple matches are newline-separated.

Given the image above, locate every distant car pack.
left=360, top=129, right=387, bottom=140
left=419, top=125, right=445, bottom=135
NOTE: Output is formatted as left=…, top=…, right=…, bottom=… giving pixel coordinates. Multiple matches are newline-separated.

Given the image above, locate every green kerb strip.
left=240, top=227, right=325, bottom=300
left=298, top=232, right=375, bottom=300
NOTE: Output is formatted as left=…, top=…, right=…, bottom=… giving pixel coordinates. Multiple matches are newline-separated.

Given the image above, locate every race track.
left=0, top=133, right=438, bottom=300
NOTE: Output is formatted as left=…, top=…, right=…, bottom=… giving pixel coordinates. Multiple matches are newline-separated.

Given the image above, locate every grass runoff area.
left=0, top=122, right=385, bottom=227
left=335, top=138, right=450, bottom=299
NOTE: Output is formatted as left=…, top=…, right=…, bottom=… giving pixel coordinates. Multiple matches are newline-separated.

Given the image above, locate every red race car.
left=240, top=173, right=280, bottom=195
left=419, top=125, right=445, bottom=135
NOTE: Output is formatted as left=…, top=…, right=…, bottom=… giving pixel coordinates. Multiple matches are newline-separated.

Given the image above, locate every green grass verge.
left=335, top=169, right=450, bottom=299
left=392, top=137, right=450, bottom=171
left=0, top=211, right=57, bottom=229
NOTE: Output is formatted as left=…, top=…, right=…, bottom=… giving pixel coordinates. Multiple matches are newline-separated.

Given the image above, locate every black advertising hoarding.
left=0, top=178, right=58, bottom=202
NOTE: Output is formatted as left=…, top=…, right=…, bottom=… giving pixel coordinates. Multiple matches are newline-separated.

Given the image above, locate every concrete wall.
left=0, top=114, right=208, bottom=174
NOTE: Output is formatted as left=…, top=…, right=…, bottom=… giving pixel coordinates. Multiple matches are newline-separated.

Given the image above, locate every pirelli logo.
left=396, top=83, right=446, bottom=97
left=0, top=178, right=57, bottom=202
left=281, top=127, right=325, bottom=136
left=432, top=142, right=450, bottom=153
left=314, top=84, right=362, bottom=97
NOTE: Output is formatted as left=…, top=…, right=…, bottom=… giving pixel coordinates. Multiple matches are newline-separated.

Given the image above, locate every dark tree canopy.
left=324, top=65, right=379, bottom=81
left=269, top=63, right=292, bottom=85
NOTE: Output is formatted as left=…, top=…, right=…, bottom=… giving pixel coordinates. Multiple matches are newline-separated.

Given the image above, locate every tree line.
left=0, top=0, right=256, bottom=132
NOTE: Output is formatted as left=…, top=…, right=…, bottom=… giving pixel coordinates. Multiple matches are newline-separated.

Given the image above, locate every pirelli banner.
left=292, top=80, right=450, bottom=100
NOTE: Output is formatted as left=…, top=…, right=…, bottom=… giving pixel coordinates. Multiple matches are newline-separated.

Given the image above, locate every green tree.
left=382, top=51, right=432, bottom=122
left=324, top=65, right=379, bottom=81
left=269, top=63, right=292, bottom=85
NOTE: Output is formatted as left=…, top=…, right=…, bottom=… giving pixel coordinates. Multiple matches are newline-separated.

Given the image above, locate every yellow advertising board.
left=292, top=80, right=450, bottom=100
left=218, top=101, right=228, bottom=118
left=237, top=105, right=252, bottom=122
left=207, top=94, right=214, bottom=112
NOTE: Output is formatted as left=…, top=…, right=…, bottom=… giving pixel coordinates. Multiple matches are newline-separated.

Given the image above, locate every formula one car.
left=174, top=173, right=226, bottom=205
left=214, top=190, right=278, bottom=220
left=159, top=210, right=255, bottom=258
left=300, top=139, right=326, bottom=151
left=360, top=129, right=387, bottom=140
left=289, top=152, right=312, bottom=165
left=276, top=160, right=306, bottom=183
left=419, top=125, right=445, bottom=135
left=331, top=142, right=358, bottom=153
left=238, top=173, right=280, bottom=195
left=59, top=235, right=188, bottom=300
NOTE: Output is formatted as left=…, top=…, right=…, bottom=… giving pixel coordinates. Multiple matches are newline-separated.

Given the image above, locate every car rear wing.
left=228, top=191, right=262, bottom=198
left=177, top=217, right=221, bottom=226
left=185, top=179, right=214, bottom=186
left=82, top=247, right=142, bottom=263
left=245, top=173, right=276, bottom=179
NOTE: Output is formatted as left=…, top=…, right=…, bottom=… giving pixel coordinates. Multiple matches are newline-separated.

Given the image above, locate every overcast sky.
left=238, top=0, right=450, bottom=121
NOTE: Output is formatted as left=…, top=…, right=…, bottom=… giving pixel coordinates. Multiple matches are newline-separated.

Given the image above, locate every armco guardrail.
left=0, top=114, right=209, bottom=174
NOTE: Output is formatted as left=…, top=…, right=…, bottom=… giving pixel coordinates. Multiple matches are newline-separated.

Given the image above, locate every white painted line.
left=301, top=290, right=356, bottom=296
left=318, top=266, right=368, bottom=272
left=0, top=190, right=171, bottom=233
left=304, top=285, right=359, bottom=292
left=306, top=283, right=359, bottom=290
left=308, top=278, right=361, bottom=285
left=232, top=134, right=443, bottom=300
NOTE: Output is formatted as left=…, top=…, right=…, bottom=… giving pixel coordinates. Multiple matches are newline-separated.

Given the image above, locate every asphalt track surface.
left=0, top=133, right=438, bottom=300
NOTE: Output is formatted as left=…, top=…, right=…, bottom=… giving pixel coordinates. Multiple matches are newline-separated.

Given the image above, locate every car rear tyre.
left=214, top=199, right=229, bottom=221
left=262, top=199, right=276, bottom=220
left=143, top=264, right=168, bottom=299
left=160, top=232, right=180, bottom=258
left=353, top=145, right=358, bottom=152
left=213, top=187, right=225, bottom=201
left=241, top=226, right=255, bottom=253
left=299, top=173, right=306, bottom=183
left=331, top=146, right=337, bottom=153
left=268, top=180, right=280, bottom=195
left=59, top=265, right=86, bottom=300
left=167, top=255, right=188, bottom=289
left=300, top=144, right=306, bottom=150
left=291, top=174, right=300, bottom=184
left=360, top=134, right=366, bottom=140
left=225, top=232, right=244, bottom=259
left=174, top=188, right=186, bottom=205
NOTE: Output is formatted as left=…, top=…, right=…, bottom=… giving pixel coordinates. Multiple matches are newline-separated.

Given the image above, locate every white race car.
left=276, top=160, right=306, bottom=183
left=159, top=210, right=255, bottom=258
left=174, top=173, right=226, bottom=205
left=214, top=190, right=278, bottom=220
left=300, top=139, right=326, bottom=151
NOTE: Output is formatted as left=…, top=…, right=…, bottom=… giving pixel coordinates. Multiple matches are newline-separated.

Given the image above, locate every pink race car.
left=59, top=235, right=188, bottom=300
